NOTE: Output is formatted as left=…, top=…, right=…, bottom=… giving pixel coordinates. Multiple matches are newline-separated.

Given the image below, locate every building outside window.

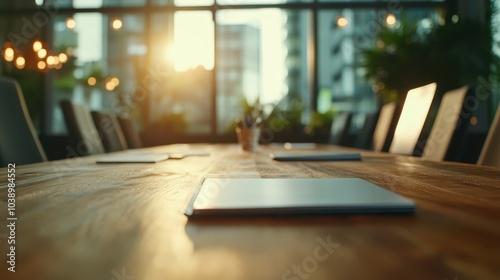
left=3, top=0, right=477, bottom=147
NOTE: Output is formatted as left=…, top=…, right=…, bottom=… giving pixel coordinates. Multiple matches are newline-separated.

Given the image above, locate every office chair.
left=421, top=86, right=470, bottom=161
left=60, top=100, right=105, bottom=156
left=0, top=76, right=47, bottom=166
left=389, top=83, right=437, bottom=155
left=91, top=111, right=128, bottom=153
left=117, top=116, right=143, bottom=149
left=477, top=101, right=500, bottom=167
left=354, top=111, right=381, bottom=150
left=328, top=112, right=353, bottom=146
left=372, top=102, right=396, bottom=152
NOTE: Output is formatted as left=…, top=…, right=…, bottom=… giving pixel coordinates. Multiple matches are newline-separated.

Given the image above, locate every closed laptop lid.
left=96, top=153, right=169, bottom=163
left=186, top=178, right=415, bottom=217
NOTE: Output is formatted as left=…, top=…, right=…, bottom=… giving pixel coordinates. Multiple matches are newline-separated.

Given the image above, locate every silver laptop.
left=270, top=152, right=361, bottom=161
left=96, top=153, right=169, bottom=163
left=185, top=178, right=415, bottom=217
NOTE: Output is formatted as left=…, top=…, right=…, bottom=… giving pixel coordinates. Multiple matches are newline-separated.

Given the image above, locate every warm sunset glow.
left=33, top=41, right=43, bottom=52
left=66, top=17, right=76, bottom=29
left=15, top=57, right=26, bottom=69
left=38, top=61, right=47, bottom=70
left=111, top=19, right=123, bottom=30
left=87, top=77, right=97, bottom=86
left=386, top=14, right=397, bottom=26
left=336, top=17, right=349, bottom=28
left=38, top=48, right=47, bottom=59
left=168, top=12, right=214, bottom=72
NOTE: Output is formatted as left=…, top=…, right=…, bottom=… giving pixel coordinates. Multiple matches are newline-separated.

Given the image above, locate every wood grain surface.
left=0, top=144, right=499, bottom=280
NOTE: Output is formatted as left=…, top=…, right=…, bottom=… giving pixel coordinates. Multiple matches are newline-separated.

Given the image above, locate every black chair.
left=91, top=111, right=128, bottom=153
left=117, top=116, right=143, bottom=149
left=354, top=111, right=381, bottom=150
left=60, top=100, right=105, bottom=156
left=328, top=112, right=353, bottom=146
left=0, top=76, right=47, bottom=166
left=477, top=101, right=500, bottom=167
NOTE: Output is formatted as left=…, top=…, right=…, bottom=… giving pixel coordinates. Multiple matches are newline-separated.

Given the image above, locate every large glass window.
left=54, top=0, right=147, bottom=8
left=217, top=0, right=312, bottom=3
left=154, top=0, right=214, bottom=5
left=148, top=11, right=215, bottom=134
left=50, top=13, right=146, bottom=134
left=0, top=0, right=446, bottom=142
left=319, top=0, right=442, bottom=2
left=216, top=9, right=313, bottom=134
left=317, top=8, right=442, bottom=135
left=174, top=0, right=214, bottom=6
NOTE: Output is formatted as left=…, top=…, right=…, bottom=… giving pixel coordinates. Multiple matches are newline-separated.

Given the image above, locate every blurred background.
left=1, top=0, right=499, bottom=160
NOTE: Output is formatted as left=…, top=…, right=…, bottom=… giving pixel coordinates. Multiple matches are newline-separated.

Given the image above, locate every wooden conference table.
left=0, top=144, right=499, bottom=280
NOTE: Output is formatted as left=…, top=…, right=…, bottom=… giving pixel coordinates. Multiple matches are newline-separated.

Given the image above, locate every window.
left=0, top=0, right=445, bottom=142
left=149, top=11, right=214, bottom=134
left=216, top=9, right=312, bottom=133
left=50, top=13, right=146, bottom=134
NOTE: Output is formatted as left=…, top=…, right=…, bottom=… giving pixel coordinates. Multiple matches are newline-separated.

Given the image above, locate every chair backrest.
left=422, top=86, right=469, bottom=161
left=60, top=100, right=105, bottom=156
left=328, top=112, right=352, bottom=146
left=91, top=111, right=128, bottom=153
left=354, top=111, right=380, bottom=150
left=389, top=83, right=437, bottom=155
left=477, top=101, right=500, bottom=167
left=117, top=116, right=143, bottom=149
left=0, top=76, right=47, bottom=165
left=373, top=102, right=396, bottom=152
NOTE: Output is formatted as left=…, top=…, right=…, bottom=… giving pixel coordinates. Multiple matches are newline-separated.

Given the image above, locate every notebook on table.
left=271, top=143, right=318, bottom=150
left=185, top=178, right=415, bottom=217
left=168, top=151, right=210, bottom=159
left=270, top=152, right=361, bottom=161
left=96, top=153, right=169, bottom=163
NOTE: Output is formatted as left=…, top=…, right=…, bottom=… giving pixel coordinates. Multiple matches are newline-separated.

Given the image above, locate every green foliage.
left=230, top=95, right=306, bottom=134
left=304, top=110, right=336, bottom=136
left=362, top=18, right=432, bottom=102
left=263, top=97, right=303, bottom=132
left=240, top=96, right=263, bottom=121
left=363, top=16, right=492, bottom=102
left=427, top=19, right=491, bottom=90
left=54, top=75, right=76, bottom=92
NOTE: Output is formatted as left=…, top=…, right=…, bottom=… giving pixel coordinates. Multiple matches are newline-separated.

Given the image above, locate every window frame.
left=0, top=0, right=446, bottom=141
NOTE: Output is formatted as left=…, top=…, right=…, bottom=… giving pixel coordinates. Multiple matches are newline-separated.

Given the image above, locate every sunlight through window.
left=169, top=11, right=214, bottom=72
